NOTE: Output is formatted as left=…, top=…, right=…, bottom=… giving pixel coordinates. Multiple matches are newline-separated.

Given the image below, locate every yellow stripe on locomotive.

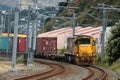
left=73, top=35, right=96, bottom=65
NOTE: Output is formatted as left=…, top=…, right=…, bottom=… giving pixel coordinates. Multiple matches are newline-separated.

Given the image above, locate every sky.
left=20, top=0, right=67, bottom=9
left=0, top=0, right=67, bottom=8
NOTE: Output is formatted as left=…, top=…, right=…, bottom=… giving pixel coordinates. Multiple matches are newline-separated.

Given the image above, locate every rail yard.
left=0, top=58, right=120, bottom=80
left=0, top=0, right=120, bottom=80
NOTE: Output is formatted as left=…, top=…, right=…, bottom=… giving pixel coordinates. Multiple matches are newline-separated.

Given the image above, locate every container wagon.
left=35, top=37, right=57, bottom=55
left=17, top=37, right=26, bottom=52
left=0, top=36, right=13, bottom=51
left=0, top=35, right=27, bottom=57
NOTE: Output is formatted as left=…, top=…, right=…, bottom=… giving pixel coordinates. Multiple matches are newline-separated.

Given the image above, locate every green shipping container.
left=0, top=36, right=12, bottom=51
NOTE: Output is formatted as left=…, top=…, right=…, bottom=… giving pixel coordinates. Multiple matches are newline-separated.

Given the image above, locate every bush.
left=58, top=48, right=67, bottom=54
left=106, top=21, right=120, bottom=65
left=16, top=55, right=24, bottom=64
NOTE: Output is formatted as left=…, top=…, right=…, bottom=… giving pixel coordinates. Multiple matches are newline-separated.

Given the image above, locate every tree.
left=106, top=21, right=120, bottom=65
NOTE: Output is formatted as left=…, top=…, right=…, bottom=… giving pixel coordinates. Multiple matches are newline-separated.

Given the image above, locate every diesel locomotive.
left=73, top=35, right=96, bottom=65
left=65, top=35, right=96, bottom=65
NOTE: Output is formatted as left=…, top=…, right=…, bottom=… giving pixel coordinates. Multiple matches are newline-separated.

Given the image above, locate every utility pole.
left=72, top=13, right=76, bottom=36
left=0, top=13, right=4, bottom=49
left=101, top=4, right=106, bottom=61
left=29, top=0, right=37, bottom=65
left=91, top=4, right=107, bottom=62
left=26, top=5, right=31, bottom=65
left=10, top=0, right=20, bottom=71
left=10, top=7, right=19, bottom=72
left=91, top=3, right=120, bottom=62
left=6, top=10, right=11, bottom=56
left=1, top=14, right=4, bottom=32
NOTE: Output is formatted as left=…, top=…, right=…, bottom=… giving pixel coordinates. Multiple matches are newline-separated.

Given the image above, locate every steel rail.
left=14, top=59, right=66, bottom=80
left=82, top=66, right=94, bottom=80
left=82, top=66, right=107, bottom=80
left=91, top=66, right=107, bottom=80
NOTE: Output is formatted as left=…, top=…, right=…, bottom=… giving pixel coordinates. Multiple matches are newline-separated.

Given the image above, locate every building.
left=37, top=26, right=111, bottom=53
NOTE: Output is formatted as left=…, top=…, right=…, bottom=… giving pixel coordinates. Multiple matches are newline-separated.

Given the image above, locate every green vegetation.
left=106, top=21, right=120, bottom=66
left=96, top=21, right=120, bottom=74
left=96, top=58, right=120, bottom=74
left=57, top=48, right=67, bottom=54
left=43, top=0, right=120, bottom=32
left=109, top=60, right=120, bottom=74
left=16, top=56, right=24, bottom=64
left=96, top=53, right=109, bottom=67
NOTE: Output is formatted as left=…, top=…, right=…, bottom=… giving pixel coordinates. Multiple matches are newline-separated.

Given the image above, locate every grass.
left=16, top=55, right=24, bottom=64
left=109, top=60, right=120, bottom=74
left=96, top=54, right=120, bottom=75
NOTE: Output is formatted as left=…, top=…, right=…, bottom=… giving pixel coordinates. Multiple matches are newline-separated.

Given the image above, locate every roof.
left=1, top=33, right=27, bottom=37
left=37, top=26, right=101, bottom=38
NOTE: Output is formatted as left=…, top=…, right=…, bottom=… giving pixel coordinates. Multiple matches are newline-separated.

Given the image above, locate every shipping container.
left=0, top=36, right=13, bottom=51
left=36, top=37, right=57, bottom=54
left=17, top=37, right=26, bottom=52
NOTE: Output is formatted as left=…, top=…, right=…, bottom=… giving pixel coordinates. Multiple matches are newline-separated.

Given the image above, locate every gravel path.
left=0, top=61, right=50, bottom=80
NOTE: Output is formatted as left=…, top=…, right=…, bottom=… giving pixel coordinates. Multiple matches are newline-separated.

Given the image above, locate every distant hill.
left=71, top=0, right=120, bottom=27
left=0, top=4, right=11, bottom=10
left=48, top=0, right=120, bottom=27
left=41, top=0, right=120, bottom=32
left=0, top=0, right=18, bottom=7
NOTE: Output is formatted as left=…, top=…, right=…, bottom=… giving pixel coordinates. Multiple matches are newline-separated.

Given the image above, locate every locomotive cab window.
left=78, top=38, right=90, bottom=44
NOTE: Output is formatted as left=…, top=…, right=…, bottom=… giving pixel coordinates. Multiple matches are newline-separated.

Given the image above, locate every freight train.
left=35, top=35, right=96, bottom=65
left=0, top=33, right=96, bottom=65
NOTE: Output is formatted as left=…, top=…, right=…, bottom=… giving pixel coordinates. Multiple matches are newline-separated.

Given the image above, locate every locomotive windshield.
left=78, top=38, right=90, bottom=44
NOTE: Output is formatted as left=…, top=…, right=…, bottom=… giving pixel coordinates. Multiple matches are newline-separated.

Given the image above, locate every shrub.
left=106, top=21, right=120, bottom=65
left=16, top=55, right=24, bottom=64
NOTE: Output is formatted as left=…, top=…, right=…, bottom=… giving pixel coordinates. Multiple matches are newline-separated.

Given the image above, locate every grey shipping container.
left=36, top=37, right=57, bottom=54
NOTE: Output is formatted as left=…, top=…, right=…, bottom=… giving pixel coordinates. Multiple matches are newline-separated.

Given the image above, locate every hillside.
left=62, top=0, right=120, bottom=26
left=0, top=0, right=18, bottom=7
left=72, top=0, right=120, bottom=27
left=43, top=0, right=120, bottom=32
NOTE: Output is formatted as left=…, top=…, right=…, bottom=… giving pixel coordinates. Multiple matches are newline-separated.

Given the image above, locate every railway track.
left=82, top=66, right=107, bottom=80
left=14, top=59, right=66, bottom=80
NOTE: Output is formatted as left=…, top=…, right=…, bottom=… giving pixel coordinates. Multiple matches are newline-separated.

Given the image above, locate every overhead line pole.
left=10, top=0, right=21, bottom=72
left=6, top=10, right=11, bottom=56
left=29, top=0, right=37, bottom=65
left=72, top=13, right=76, bottom=36
left=91, top=4, right=107, bottom=62
left=10, top=7, right=20, bottom=72
left=0, top=13, right=3, bottom=50
left=91, top=3, right=120, bottom=62
left=101, top=4, right=106, bottom=62
left=26, top=5, right=31, bottom=65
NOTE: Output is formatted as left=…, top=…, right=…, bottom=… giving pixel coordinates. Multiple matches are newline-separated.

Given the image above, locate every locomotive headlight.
left=76, top=54, right=79, bottom=56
